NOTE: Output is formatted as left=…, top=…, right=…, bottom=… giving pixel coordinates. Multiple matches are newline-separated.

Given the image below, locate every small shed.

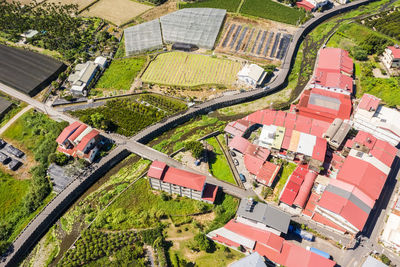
left=172, top=43, right=198, bottom=52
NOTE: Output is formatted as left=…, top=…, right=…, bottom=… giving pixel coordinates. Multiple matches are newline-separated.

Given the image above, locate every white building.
left=353, top=94, right=400, bottom=146
left=382, top=45, right=400, bottom=71
left=237, top=64, right=267, bottom=88
left=68, top=57, right=107, bottom=96
left=381, top=212, right=400, bottom=252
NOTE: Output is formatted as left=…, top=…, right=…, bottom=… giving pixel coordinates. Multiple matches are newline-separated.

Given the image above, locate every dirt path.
left=0, top=105, right=32, bottom=135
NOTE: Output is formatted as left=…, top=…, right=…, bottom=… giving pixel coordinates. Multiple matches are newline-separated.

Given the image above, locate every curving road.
left=0, top=0, right=378, bottom=266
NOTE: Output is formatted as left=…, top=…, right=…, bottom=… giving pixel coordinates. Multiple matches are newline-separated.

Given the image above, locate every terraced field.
left=141, top=52, right=241, bottom=87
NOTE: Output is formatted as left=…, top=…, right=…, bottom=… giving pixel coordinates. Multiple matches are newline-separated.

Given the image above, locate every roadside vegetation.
left=95, top=57, right=147, bottom=91
left=206, top=137, right=236, bottom=185
left=0, top=111, right=67, bottom=254
left=179, top=0, right=241, bottom=12
left=69, top=94, right=187, bottom=136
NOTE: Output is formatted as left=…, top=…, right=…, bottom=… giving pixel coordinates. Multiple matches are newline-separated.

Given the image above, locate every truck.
left=289, top=225, right=314, bottom=241
left=306, top=246, right=331, bottom=259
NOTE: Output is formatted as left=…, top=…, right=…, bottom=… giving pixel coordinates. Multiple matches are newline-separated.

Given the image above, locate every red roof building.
left=358, top=93, right=380, bottom=111
left=296, top=0, right=314, bottom=11
left=295, top=88, right=352, bottom=123
left=256, top=161, right=281, bottom=187
left=353, top=130, right=377, bottom=150
left=209, top=219, right=336, bottom=267
left=56, top=121, right=101, bottom=163
left=228, top=136, right=250, bottom=154
left=388, top=46, right=400, bottom=59
left=56, top=121, right=81, bottom=145
left=225, top=119, right=255, bottom=137
left=317, top=48, right=354, bottom=76
left=312, top=70, right=353, bottom=94
left=293, top=172, right=317, bottom=208
left=148, top=161, right=218, bottom=203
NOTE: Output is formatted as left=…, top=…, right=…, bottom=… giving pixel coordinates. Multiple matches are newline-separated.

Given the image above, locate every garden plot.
left=215, top=16, right=296, bottom=64
left=81, top=0, right=152, bottom=26
left=141, top=52, right=241, bottom=87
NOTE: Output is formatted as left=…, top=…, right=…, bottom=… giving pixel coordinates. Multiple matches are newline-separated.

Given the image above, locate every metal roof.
left=160, top=8, right=226, bottom=49
left=124, top=19, right=163, bottom=55
left=230, top=252, right=267, bottom=267
left=309, top=93, right=341, bottom=111
left=325, top=184, right=372, bottom=214
left=237, top=199, right=290, bottom=234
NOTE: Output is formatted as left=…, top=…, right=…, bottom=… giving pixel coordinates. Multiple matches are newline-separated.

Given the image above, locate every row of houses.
left=207, top=198, right=336, bottom=267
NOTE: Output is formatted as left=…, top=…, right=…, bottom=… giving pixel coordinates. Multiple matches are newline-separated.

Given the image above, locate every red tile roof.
left=280, top=166, right=313, bottom=207
left=370, top=139, right=397, bottom=167
left=296, top=88, right=352, bottom=123
left=244, top=153, right=265, bottom=175
left=313, top=70, right=353, bottom=93
left=256, top=161, right=280, bottom=186
left=358, top=94, right=380, bottom=111
left=280, top=180, right=301, bottom=206
left=245, top=143, right=270, bottom=162
left=212, top=235, right=240, bottom=248
left=317, top=190, right=369, bottom=231
left=354, top=131, right=377, bottom=150
left=317, top=48, right=353, bottom=75
left=311, top=213, right=347, bottom=233
left=67, top=124, right=87, bottom=143
left=228, top=135, right=250, bottom=154
left=293, top=171, right=317, bottom=208
left=224, top=119, right=254, bottom=137
left=148, top=161, right=167, bottom=179
left=56, top=121, right=81, bottom=144
left=201, top=183, right=218, bottom=203
left=388, top=46, right=400, bottom=59
left=312, top=137, right=327, bottom=162
left=163, top=167, right=206, bottom=192
left=296, top=0, right=314, bottom=11
left=76, top=129, right=99, bottom=152
left=337, top=156, right=387, bottom=200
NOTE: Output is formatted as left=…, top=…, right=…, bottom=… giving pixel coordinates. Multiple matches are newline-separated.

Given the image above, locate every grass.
left=0, top=171, right=30, bottom=218
left=96, top=57, right=147, bottom=90
left=240, top=0, right=305, bottom=25
left=151, top=115, right=227, bottom=154
left=93, top=178, right=212, bottom=230
left=179, top=0, right=241, bottom=12
left=273, top=162, right=297, bottom=202
left=69, top=94, right=187, bottom=136
left=141, top=52, right=241, bottom=87
left=206, top=137, right=236, bottom=185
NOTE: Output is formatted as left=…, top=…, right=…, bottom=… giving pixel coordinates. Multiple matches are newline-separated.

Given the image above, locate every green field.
left=240, top=0, right=305, bottom=25
left=93, top=178, right=212, bottom=230
left=69, top=94, right=187, bottom=136
left=141, top=52, right=241, bottom=87
left=96, top=57, right=147, bottom=90
left=179, top=0, right=241, bottom=12
left=0, top=171, right=30, bottom=218
left=207, top=137, right=236, bottom=185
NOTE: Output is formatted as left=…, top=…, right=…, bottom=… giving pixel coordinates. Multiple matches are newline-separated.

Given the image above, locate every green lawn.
left=96, top=57, right=146, bottom=90
left=179, top=0, right=241, bottom=12
left=274, top=162, right=297, bottom=202
left=0, top=171, right=30, bottom=218
left=93, top=179, right=212, bottom=230
left=240, top=0, right=305, bottom=25
left=207, top=137, right=236, bottom=185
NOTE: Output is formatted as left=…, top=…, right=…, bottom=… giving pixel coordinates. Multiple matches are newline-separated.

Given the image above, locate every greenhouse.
left=124, top=19, right=163, bottom=55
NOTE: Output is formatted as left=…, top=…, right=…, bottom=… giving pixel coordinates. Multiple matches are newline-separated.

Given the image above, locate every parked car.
left=233, top=159, right=239, bottom=166
left=230, top=150, right=236, bottom=157
left=239, top=173, right=246, bottom=183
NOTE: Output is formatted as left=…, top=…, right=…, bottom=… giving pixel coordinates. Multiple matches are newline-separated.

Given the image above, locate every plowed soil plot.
left=141, top=51, right=241, bottom=87
left=81, top=0, right=152, bottom=26
left=215, top=15, right=296, bottom=64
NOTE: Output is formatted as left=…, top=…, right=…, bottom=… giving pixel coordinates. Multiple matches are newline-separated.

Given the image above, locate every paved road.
left=0, top=105, right=32, bottom=135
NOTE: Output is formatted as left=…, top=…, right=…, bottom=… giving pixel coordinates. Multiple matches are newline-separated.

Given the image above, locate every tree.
left=184, top=141, right=204, bottom=159
left=351, top=47, right=368, bottom=61
left=194, top=233, right=214, bottom=252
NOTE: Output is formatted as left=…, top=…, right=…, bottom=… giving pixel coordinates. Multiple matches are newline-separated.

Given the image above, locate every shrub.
left=351, top=47, right=368, bottom=61
left=184, top=141, right=204, bottom=159
left=194, top=233, right=214, bottom=252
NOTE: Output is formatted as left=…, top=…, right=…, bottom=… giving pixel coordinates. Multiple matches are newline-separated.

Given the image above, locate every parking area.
left=229, top=150, right=254, bottom=190
left=0, top=138, right=24, bottom=171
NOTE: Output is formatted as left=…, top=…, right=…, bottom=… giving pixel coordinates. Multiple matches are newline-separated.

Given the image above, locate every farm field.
left=95, top=57, right=147, bottom=91
left=142, top=52, right=241, bottom=87
left=240, top=0, right=305, bottom=25
left=46, top=0, right=95, bottom=10
left=0, top=171, right=30, bottom=219
left=81, top=0, right=152, bottom=26
left=69, top=94, right=187, bottom=136
left=179, top=0, right=241, bottom=12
